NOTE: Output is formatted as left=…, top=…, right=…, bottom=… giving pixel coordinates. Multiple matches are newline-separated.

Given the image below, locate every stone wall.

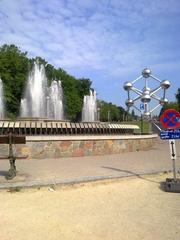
left=0, top=135, right=157, bottom=159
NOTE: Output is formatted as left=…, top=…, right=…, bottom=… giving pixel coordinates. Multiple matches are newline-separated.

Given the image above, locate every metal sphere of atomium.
left=123, top=82, right=132, bottom=91
left=141, top=87, right=151, bottom=102
left=142, top=68, right=151, bottom=78
left=142, top=87, right=150, bottom=96
left=125, top=99, right=134, bottom=107
left=143, top=111, right=151, bottom=119
left=141, top=93, right=151, bottom=103
left=143, top=111, right=151, bottom=116
left=160, top=80, right=170, bottom=89
left=159, top=98, right=168, bottom=105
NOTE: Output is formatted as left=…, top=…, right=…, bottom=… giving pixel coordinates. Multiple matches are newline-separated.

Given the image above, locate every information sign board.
left=160, top=129, right=180, bottom=140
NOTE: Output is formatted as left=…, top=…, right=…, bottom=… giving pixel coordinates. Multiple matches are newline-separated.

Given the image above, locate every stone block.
left=21, top=147, right=31, bottom=158
left=60, top=151, right=72, bottom=157
left=84, top=141, right=93, bottom=149
left=84, top=149, right=93, bottom=156
left=72, top=141, right=81, bottom=148
left=72, top=148, right=84, bottom=157
left=59, top=141, right=72, bottom=148
left=0, top=145, right=8, bottom=156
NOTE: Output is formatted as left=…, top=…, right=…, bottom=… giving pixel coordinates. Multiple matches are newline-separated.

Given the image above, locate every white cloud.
left=0, top=0, right=180, bottom=105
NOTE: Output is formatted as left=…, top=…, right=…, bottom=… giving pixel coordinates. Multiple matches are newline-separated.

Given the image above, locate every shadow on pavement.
left=102, top=166, right=159, bottom=183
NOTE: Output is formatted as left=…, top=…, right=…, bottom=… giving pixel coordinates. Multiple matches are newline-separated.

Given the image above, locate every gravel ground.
left=0, top=172, right=180, bottom=240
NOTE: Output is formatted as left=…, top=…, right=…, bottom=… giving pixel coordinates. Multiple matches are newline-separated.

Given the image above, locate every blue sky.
left=0, top=0, right=180, bottom=112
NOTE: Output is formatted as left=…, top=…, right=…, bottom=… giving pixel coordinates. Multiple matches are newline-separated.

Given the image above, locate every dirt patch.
left=0, top=173, right=179, bottom=240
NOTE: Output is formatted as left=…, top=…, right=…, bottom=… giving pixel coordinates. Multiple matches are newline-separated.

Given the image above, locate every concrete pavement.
left=0, top=138, right=180, bottom=189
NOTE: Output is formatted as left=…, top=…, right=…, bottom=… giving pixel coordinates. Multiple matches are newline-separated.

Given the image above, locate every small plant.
left=7, top=187, right=22, bottom=193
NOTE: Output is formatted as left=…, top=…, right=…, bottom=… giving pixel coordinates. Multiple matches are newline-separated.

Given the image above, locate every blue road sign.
left=140, top=103, right=144, bottom=110
left=160, top=129, right=180, bottom=140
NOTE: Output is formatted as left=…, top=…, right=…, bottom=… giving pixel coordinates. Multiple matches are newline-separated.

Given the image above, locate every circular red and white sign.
left=160, top=109, right=180, bottom=129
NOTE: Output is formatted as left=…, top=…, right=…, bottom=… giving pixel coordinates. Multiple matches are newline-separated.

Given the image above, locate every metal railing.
left=0, top=120, right=140, bottom=135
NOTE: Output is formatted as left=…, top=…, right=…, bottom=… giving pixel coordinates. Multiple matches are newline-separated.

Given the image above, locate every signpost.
left=0, top=133, right=26, bottom=180
left=160, top=109, right=180, bottom=192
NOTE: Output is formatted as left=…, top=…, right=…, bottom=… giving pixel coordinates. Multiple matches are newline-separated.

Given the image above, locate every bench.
left=0, top=133, right=26, bottom=180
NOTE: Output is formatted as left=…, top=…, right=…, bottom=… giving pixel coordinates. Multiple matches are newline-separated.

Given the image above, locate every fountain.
left=82, top=90, right=97, bottom=122
left=20, top=62, right=64, bottom=119
left=47, top=80, right=64, bottom=120
left=0, top=66, right=157, bottom=161
left=0, top=78, right=4, bottom=119
left=21, top=61, right=47, bottom=118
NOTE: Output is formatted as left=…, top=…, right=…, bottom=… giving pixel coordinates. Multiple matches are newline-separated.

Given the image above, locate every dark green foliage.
left=159, top=102, right=178, bottom=117
left=0, top=44, right=29, bottom=117
left=175, top=88, right=180, bottom=112
left=97, top=100, right=126, bottom=122
left=159, top=89, right=180, bottom=116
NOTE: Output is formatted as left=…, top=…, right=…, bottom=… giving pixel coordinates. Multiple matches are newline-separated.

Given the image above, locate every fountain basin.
left=0, top=120, right=157, bottom=159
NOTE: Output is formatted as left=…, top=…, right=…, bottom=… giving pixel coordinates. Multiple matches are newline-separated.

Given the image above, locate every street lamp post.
left=108, top=110, right=111, bottom=122
left=97, top=107, right=100, bottom=121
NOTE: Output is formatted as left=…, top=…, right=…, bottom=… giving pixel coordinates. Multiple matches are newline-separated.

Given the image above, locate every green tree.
left=97, top=100, right=126, bottom=122
left=0, top=44, right=29, bottom=117
left=159, top=102, right=178, bottom=117
left=175, top=88, right=180, bottom=112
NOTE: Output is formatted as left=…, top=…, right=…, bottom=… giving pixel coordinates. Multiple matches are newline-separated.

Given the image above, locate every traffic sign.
left=160, top=129, right=180, bottom=140
left=140, top=103, right=144, bottom=110
left=160, top=109, right=180, bottom=129
left=169, top=139, right=177, bottom=183
left=169, top=140, right=176, bottom=160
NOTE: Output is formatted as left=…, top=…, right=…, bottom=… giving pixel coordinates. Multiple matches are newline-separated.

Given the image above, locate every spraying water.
left=21, top=62, right=47, bottom=118
left=82, top=90, right=97, bottom=122
left=0, top=78, right=4, bottom=118
left=47, top=80, right=64, bottom=119
left=21, top=62, right=64, bottom=119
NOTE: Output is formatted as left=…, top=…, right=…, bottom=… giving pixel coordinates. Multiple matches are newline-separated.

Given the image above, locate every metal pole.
left=97, top=108, right=100, bottom=121
left=172, top=157, right=177, bottom=182
left=141, top=114, right=143, bottom=134
left=108, top=110, right=110, bottom=122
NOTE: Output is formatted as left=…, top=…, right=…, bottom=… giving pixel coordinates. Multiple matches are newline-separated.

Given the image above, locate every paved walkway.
left=0, top=138, right=180, bottom=188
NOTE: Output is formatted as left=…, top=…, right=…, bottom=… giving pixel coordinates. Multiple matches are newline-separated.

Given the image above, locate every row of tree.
left=0, top=44, right=128, bottom=121
left=97, top=100, right=129, bottom=122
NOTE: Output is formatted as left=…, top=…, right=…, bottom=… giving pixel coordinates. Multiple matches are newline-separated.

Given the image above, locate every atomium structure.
left=123, top=68, right=170, bottom=119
